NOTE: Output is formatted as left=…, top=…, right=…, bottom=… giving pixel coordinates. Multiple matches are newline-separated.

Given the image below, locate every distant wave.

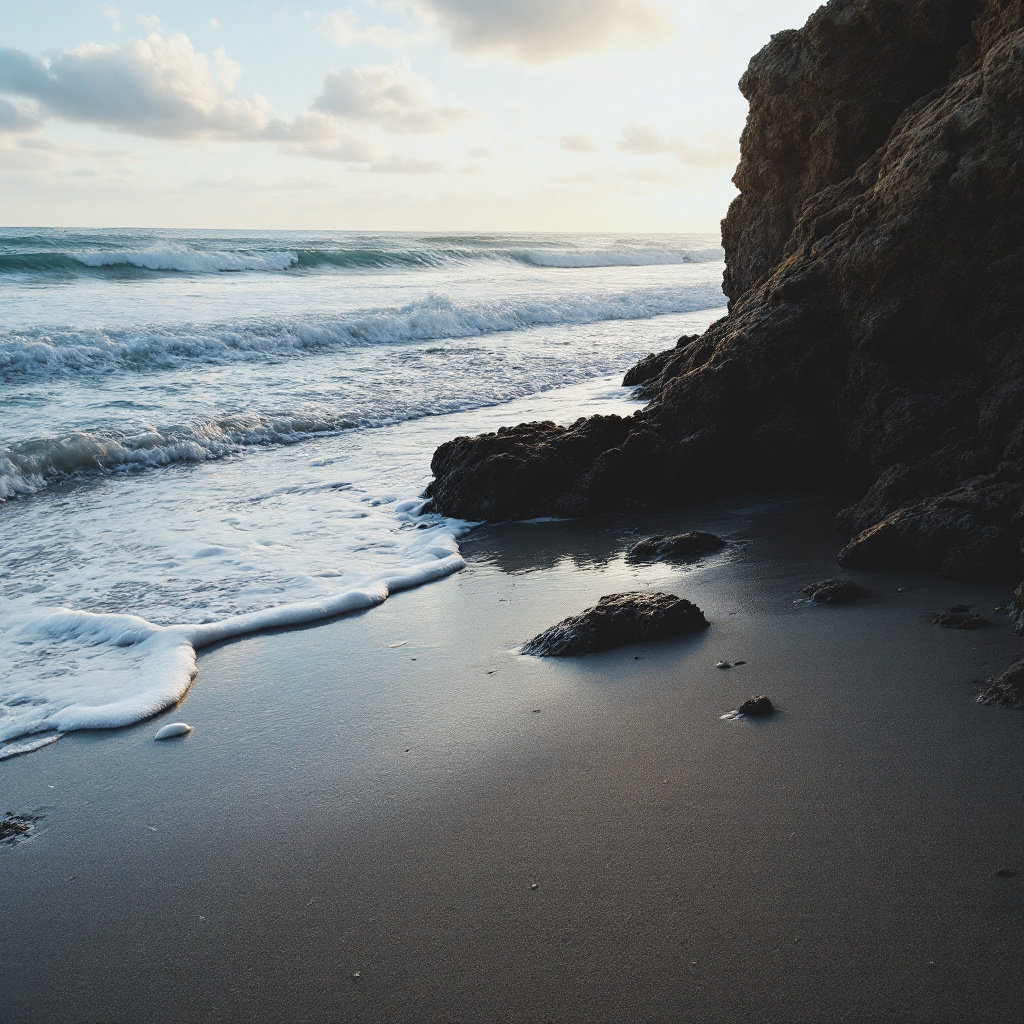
left=0, top=282, right=726, bottom=380
left=74, top=247, right=299, bottom=273
left=0, top=243, right=724, bottom=277
left=511, top=247, right=724, bottom=268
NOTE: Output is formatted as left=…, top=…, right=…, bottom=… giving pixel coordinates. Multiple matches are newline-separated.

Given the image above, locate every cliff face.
left=426, top=0, right=1024, bottom=599
left=722, top=0, right=975, bottom=305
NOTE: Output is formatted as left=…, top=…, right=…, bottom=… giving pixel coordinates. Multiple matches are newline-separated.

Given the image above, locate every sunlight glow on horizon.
left=0, top=0, right=824, bottom=231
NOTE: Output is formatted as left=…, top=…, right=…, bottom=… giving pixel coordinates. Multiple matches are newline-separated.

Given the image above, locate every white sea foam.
left=515, top=246, right=724, bottom=268
left=73, top=247, right=299, bottom=274
left=0, top=282, right=725, bottom=380
left=0, top=532, right=467, bottom=760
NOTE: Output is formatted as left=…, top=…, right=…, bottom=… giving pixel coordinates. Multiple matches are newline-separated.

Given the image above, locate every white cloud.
left=0, top=36, right=450, bottom=158
left=561, top=133, right=596, bottom=153
left=618, top=123, right=737, bottom=167
left=213, top=46, right=241, bottom=89
left=312, top=61, right=472, bottom=133
left=139, top=14, right=162, bottom=32
left=280, top=125, right=381, bottom=161
left=0, top=36, right=279, bottom=140
left=320, top=9, right=426, bottom=49
left=407, top=0, right=674, bottom=62
left=209, top=18, right=220, bottom=30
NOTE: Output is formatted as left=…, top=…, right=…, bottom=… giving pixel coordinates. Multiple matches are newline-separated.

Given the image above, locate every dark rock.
left=932, top=608, right=987, bottom=629
left=627, top=531, right=726, bottom=563
left=978, top=661, right=1024, bottom=709
left=994, top=868, right=1020, bottom=878
left=716, top=660, right=731, bottom=669
left=0, top=814, right=33, bottom=843
left=521, top=592, right=709, bottom=657
left=426, top=0, right=1024, bottom=607
left=802, top=578, right=861, bottom=604
left=737, top=695, right=775, bottom=717
left=622, top=335, right=705, bottom=398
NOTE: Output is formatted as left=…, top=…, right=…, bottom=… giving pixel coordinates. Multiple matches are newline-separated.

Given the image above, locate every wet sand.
left=2, top=495, right=1023, bottom=1023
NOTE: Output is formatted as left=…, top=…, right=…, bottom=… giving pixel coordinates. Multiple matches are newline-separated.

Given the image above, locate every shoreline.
left=3, top=494, right=1022, bottom=1022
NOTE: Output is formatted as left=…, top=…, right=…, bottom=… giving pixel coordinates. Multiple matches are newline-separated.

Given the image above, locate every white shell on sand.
left=154, top=722, right=193, bottom=740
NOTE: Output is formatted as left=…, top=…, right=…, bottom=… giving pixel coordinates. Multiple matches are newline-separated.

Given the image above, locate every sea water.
left=0, top=228, right=726, bottom=759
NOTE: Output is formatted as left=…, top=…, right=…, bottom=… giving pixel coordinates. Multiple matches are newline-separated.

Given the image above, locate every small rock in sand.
left=977, top=661, right=1024, bottom=709
left=736, top=695, right=775, bottom=717
left=154, top=722, right=193, bottom=740
left=716, top=661, right=731, bottom=669
left=994, top=868, right=1019, bottom=878
left=0, top=813, right=34, bottom=843
left=522, top=592, right=709, bottom=657
left=803, top=579, right=861, bottom=604
left=627, top=531, right=726, bottom=564
left=932, top=607, right=986, bottom=629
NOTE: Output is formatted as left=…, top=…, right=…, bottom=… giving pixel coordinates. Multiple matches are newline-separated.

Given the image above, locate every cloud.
left=312, top=61, right=472, bottom=133
left=0, top=35, right=467, bottom=171
left=0, top=36, right=280, bottom=140
left=561, top=133, right=596, bottom=153
left=320, top=10, right=427, bottom=49
left=407, top=0, right=674, bottom=62
left=281, top=126, right=381, bottom=162
left=0, top=98, right=43, bottom=134
left=618, top=123, right=737, bottom=167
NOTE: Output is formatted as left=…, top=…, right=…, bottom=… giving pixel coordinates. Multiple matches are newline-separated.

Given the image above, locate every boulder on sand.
left=521, top=592, right=709, bottom=657
left=627, top=531, right=726, bottom=563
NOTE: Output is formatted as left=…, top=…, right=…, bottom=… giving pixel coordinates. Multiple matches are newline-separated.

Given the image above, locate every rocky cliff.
left=426, top=0, right=1024, bottom=614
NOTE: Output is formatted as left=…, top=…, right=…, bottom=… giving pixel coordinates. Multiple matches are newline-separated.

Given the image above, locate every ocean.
left=0, top=228, right=727, bottom=759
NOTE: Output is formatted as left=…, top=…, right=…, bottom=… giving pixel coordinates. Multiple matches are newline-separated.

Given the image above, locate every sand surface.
left=2, top=496, right=1023, bottom=1023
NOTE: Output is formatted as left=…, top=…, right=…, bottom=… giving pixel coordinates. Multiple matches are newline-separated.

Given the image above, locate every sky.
left=0, top=0, right=823, bottom=231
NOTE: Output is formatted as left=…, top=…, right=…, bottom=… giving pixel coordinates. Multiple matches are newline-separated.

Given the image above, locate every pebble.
left=716, top=661, right=731, bottom=669
left=154, top=723, right=192, bottom=740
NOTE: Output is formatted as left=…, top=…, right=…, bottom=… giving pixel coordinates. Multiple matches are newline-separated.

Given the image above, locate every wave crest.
left=0, top=283, right=727, bottom=380
left=0, top=412, right=356, bottom=500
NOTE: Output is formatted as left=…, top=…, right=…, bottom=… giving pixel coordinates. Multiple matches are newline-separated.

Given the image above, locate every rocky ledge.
left=425, top=0, right=1024, bottom=619
left=521, top=592, right=709, bottom=657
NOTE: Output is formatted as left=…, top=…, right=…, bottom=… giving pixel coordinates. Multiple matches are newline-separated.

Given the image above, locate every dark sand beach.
left=3, top=495, right=1023, bottom=1023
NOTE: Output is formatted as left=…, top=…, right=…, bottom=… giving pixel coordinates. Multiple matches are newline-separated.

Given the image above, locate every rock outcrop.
left=626, top=531, right=727, bottom=563
left=978, top=660, right=1024, bottom=707
left=426, top=0, right=1024, bottom=600
left=521, top=592, right=709, bottom=657
left=802, top=578, right=861, bottom=604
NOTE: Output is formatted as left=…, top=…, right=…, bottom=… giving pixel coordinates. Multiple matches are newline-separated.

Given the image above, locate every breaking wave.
left=0, top=412, right=358, bottom=501
left=0, top=239, right=724, bottom=278
left=0, top=281, right=726, bottom=380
